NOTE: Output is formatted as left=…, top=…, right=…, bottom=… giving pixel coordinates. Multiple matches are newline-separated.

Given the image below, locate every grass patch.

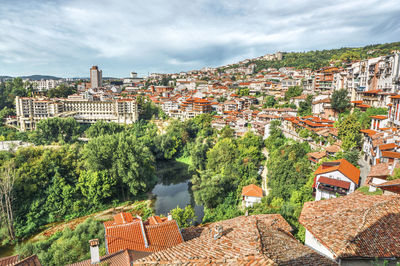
left=357, top=186, right=383, bottom=195
left=176, top=156, right=192, bottom=166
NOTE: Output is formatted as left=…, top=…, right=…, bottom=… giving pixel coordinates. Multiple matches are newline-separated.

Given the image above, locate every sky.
left=0, top=0, right=399, bottom=78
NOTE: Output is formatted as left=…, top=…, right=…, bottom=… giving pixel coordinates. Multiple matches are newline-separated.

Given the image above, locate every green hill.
left=247, top=41, right=400, bottom=72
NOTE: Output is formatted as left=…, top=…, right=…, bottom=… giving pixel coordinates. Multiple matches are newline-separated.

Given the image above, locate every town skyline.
left=1, top=0, right=399, bottom=77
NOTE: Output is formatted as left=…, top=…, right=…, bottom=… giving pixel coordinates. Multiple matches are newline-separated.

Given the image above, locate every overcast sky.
left=0, top=0, right=399, bottom=78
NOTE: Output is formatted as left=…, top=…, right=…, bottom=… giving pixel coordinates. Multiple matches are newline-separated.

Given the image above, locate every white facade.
left=33, top=79, right=58, bottom=91
left=304, top=229, right=335, bottom=260
left=15, top=96, right=138, bottom=131
left=242, top=195, right=262, bottom=208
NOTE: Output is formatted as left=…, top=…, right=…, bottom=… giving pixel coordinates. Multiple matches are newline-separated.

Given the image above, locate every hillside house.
left=313, top=159, right=360, bottom=201
left=241, top=184, right=263, bottom=207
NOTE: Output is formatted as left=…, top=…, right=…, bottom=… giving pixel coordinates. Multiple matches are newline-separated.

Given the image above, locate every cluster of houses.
left=3, top=51, right=400, bottom=265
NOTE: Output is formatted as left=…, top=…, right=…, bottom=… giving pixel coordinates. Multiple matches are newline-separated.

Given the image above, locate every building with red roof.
left=241, top=184, right=263, bottom=207
left=313, top=159, right=360, bottom=201
left=103, top=213, right=183, bottom=255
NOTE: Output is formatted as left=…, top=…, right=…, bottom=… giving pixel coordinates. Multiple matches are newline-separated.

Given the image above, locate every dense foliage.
left=16, top=218, right=105, bottom=266
left=252, top=42, right=400, bottom=72
left=331, top=89, right=350, bottom=112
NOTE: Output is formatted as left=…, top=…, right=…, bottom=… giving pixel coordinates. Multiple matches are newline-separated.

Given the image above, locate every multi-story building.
left=314, top=66, right=340, bottom=92
left=348, top=52, right=400, bottom=109
left=14, top=96, right=138, bottom=131
left=90, top=66, right=103, bottom=88
left=33, top=79, right=58, bottom=91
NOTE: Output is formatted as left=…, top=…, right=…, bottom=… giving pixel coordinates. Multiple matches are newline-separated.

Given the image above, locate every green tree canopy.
left=337, top=114, right=362, bottom=151
left=331, top=89, right=350, bottom=113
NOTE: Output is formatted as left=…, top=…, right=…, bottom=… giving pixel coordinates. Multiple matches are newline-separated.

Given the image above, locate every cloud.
left=0, top=0, right=399, bottom=77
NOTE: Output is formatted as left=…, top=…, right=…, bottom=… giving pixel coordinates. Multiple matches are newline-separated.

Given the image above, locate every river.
left=152, top=159, right=204, bottom=224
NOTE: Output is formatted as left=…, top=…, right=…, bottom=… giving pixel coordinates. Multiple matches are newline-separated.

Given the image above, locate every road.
left=261, top=148, right=269, bottom=196
left=358, top=158, right=370, bottom=186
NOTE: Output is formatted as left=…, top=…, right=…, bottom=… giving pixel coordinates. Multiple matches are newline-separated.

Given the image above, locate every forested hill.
left=223, top=41, right=400, bottom=72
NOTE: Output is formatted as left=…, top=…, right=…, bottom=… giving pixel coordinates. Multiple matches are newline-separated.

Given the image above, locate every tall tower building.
left=90, top=66, right=103, bottom=88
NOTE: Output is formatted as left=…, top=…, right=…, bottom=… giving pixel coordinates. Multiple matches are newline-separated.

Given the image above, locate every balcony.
left=318, top=184, right=348, bottom=195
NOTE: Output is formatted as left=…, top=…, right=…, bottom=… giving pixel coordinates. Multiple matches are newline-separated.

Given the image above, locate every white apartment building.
left=347, top=52, right=400, bottom=104
left=33, top=79, right=58, bottom=91
left=15, top=96, right=138, bottom=131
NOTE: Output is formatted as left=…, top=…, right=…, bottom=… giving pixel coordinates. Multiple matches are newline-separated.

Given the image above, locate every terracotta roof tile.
left=69, top=249, right=151, bottom=266
left=299, top=192, right=400, bottom=259
left=381, top=151, right=400, bottom=159
left=134, top=214, right=336, bottom=265
left=315, top=159, right=360, bottom=184
left=0, top=255, right=19, bottom=265
left=104, top=214, right=183, bottom=254
left=12, top=255, right=41, bottom=266
left=318, top=176, right=351, bottom=189
left=242, top=184, right=263, bottom=198
left=379, top=143, right=397, bottom=151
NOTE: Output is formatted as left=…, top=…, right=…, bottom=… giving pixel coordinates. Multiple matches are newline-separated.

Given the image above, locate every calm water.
left=152, top=160, right=204, bottom=223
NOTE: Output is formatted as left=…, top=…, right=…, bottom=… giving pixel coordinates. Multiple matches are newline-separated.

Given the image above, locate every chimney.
left=89, top=239, right=100, bottom=264
left=213, top=225, right=223, bottom=240
left=167, top=213, right=172, bottom=221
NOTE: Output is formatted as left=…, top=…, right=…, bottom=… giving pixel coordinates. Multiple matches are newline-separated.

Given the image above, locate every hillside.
left=221, top=41, right=400, bottom=72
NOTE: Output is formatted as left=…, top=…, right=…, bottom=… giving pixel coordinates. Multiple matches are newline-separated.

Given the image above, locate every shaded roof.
left=381, top=151, right=400, bottom=159
left=299, top=192, right=400, bottom=259
left=307, top=151, right=327, bottom=160
left=69, top=249, right=150, bottom=266
left=0, top=255, right=41, bottom=266
left=367, top=162, right=395, bottom=178
left=325, top=145, right=340, bottom=153
left=0, top=255, right=19, bottom=266
left=241, top=184, right=263, bottom=198
left=134, top=214, right=337, bottom=265
left=379, top=143, right=397, bottom=151
left=315, top=159, right=360, bottom=184
left=375, top=178, right=400, bottom=194
left=318, top=176, right=351, bottom=189
left=104, top=213, right=183, bottom=254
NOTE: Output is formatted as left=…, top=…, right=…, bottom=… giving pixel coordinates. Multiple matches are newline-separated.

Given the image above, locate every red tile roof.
left=134, top=215, right=337, bottom=265
left=241, top=184, right=263, bottom=198
left=315, top=159, right=360, bottom=184
left=382, top=151, right=400, bottom=158
left=360, top=129, right=378, bottom=136
left=299, top=192, right=400, bottom=259
left=379, top=143, right=397, bottom=151
left=375, top=178, right=400, bottom=194
left=104, top=213, right=183, bottom=254
left=0, top=255, right=19, bottom=265
left=318, top=176, right=351, bottom=189
left=370, top=115, right=387, bottom=120
left=69, top=249, right=150, bottom=266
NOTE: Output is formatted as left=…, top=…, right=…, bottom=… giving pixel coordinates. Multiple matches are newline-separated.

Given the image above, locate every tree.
left=170, top=205, right=196, bottom=228
left=30, top=117, right=80, bottom=145
left=284, top=86, right=303, bottom=100
left=85, top=121, right=124, bottom=138
left=47, top=84, right=76, bottom=98
left=298, top=95, right=313, bottom=116
left=331, top=89, right=350, bottom=113
left=78, top=170, right=116, bottom=207
left=337, top=114, right=362, bottom=151
left=0, top=161, right=16, bottom=240
left=82, top=133, right=156, bottom=200
left=264, top=96, right=276, bottom=108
